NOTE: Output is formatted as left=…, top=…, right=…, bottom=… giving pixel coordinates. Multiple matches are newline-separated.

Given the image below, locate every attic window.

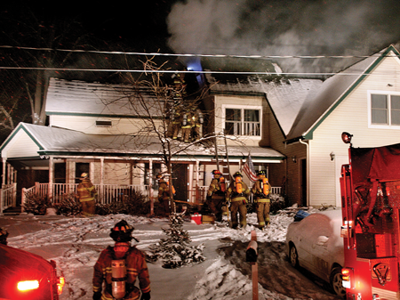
left=96, top=120, right=112, bottom=127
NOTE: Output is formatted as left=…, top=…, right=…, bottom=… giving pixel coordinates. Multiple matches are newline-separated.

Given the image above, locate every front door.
left=172, top=164, right=188, bottom=202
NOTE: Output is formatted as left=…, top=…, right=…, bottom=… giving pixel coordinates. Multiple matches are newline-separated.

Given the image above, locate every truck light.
left=341, top=132, right=353, bottom=144
left=17, top=280, right=39, bottom=291
left=57, top=276, right=65, bottom=295
left=373, top=294, right=380, bottom=300
left=342, top=267, right=354, bottom=289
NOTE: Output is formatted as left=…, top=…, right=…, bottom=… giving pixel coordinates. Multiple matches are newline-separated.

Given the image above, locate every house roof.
left=286, top=45, right=400, bottom=141
left=1, top=123, right=284, bottom=163
left=46, top=78, right=165, bottom=118
left=206, top=74, right=323, bottom=136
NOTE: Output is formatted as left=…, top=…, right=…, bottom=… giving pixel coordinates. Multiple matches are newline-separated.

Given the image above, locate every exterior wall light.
left=330, top=152, right=335, bottom=161
left=341, top=132, right=353, bottom=145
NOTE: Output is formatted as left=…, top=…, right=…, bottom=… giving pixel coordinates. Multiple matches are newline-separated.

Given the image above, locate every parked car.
left=286, top=209, right=345, bottom=297
left=0, top=243, right=64, bottom=300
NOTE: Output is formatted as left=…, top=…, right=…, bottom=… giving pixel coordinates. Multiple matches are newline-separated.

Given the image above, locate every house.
left=4, top=45, right=399, bottom=214
left=0, top=77, right=285, bottom=214
left=203, top=44, right=400, bottom=208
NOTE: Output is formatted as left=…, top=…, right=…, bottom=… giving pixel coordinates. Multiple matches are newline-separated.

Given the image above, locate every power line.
left=0, top=44, right=390, bottom=60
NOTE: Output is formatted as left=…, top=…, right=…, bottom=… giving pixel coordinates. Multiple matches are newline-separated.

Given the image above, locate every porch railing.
left=0, top=183, right=17, bottom=215
left=21, top=183, right=282, bottom=209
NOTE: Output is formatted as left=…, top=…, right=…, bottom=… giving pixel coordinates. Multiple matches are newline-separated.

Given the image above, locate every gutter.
left=299, top=138, right=310, bottom=206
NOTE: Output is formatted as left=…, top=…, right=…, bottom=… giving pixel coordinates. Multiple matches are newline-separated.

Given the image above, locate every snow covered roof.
left=206, top=74, right=323, bottom=136
left=1, top=123, right=284, bottom=163
left=46, top=78, right=165, bottom=117
left=287, top=45, right=400, bottom=141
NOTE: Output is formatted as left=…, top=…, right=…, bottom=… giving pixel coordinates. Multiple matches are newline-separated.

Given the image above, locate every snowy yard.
left=0, top=210, right=341, bottom=300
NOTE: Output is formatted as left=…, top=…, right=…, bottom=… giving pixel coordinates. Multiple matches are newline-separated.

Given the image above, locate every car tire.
left=289, top=244, right=299, bottom=268
left=330, top=267, right=346, bottom=298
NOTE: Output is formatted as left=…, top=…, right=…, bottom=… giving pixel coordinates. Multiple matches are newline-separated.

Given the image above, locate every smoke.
left=167, top=0, right=400, bottom=74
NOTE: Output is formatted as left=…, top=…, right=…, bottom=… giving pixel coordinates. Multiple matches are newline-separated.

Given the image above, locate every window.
left=370, top=93, right=400, bottom=127
left=225, top=108, right=261, bottom=136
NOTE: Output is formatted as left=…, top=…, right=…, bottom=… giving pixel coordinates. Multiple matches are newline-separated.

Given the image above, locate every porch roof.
left=1, top=123, right=284, bottom=163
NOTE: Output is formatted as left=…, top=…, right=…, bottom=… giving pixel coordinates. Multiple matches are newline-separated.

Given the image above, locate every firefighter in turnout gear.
left=0, top=227, right=8, bottom=245
left=157, top=174, right=175, bottom=216
left=93, top=220, right=151, bottom=300
left=225, top=172, right=250, bottom=229
left=205, top=170, right=226, bottom=221
left=251, top=170, right=272, bottom=229
left=76, top=173, right=98, bottom=217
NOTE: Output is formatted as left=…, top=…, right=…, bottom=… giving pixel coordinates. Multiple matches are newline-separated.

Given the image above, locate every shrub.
left=57, top=193, right=82, bottom=216
left=23, top=193, right=52, bottom=215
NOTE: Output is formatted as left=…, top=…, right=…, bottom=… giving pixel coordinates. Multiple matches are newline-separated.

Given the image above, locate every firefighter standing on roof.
left=76, top=173, right=97, bottom=217
left=93, top=220, right=151, bottom=300
left=225, top=172, right=250, bottom=229
left=157, top=174, right=175, bottom=216
left=206, top=170, right=226, bottom=221
left=251, top=170, right=272, bottom=229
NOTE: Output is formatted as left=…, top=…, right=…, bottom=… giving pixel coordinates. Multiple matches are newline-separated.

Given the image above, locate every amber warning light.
left=57, top=276, right=65, bottom=295
left=342, top=268, right=354, bottom=289
left=17, top=280, right=39, bottom=291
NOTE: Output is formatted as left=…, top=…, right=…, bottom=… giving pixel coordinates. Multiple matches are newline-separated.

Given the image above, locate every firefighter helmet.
left=80, top=173, right=88, bottom=179
left=212, top=170, right=222, bottom=176
left=110, top=220, right=134, bottom=242
left=0, top=227, right=9, bottom=245
left=233, top=171, right=243, bottom=178
left=256, top=170, right=266, bottom=176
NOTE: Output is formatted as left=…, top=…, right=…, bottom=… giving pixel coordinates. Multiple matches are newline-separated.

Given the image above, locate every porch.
left=1, top=182, right=282, bottom=215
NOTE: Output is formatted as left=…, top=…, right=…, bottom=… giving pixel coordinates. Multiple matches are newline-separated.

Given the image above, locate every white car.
left=286, top=209, right=345, bottom=297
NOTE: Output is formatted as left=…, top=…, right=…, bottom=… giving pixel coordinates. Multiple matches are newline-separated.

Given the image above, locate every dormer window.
left=96, top=120, right=112, bottom=127
left=224, top=107, right=261, bottom=136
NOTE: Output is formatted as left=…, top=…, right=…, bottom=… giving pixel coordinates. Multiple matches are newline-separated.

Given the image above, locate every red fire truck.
left=340, top=132, right=400, bottom=300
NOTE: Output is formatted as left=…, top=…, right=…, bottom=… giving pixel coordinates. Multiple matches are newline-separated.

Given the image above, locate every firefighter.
left=251, top=170, right=272, bottom=229
left=171, top=102, right=183, bottom=140
left=93, top=220, right=151, bottom=300
left=0, top=227, right=8, bottom=245
left=181, top=109, right=193, bottom=143
left=205, top=170, right=226, bottom=221
left=76, top=173, right=98, bottom=217
left=157, top=173, right=175, bottom=216
left=225, top=171, right=250, bottom=229
left=191, top=108, right=204, bottom=141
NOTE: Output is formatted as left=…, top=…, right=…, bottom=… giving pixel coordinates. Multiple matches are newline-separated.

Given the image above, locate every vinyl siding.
left=310, top=53, right=400, bottom=207
left=3, top=130, right=40, bottom=158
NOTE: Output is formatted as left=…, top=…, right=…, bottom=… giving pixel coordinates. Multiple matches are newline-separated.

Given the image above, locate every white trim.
left=368, top=90, right=400, bottom=129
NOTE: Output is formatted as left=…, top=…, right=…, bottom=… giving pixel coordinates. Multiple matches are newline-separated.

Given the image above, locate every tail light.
left=57, top=276, right=65, bottom=295
left=17, top=280, right=39, bottom=291
left=342, top=267, right=354, bottom=289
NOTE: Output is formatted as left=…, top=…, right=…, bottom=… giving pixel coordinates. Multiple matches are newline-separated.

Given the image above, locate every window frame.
left=222, top=104, right=262, bottom=137
left=368, top=91, right=400, bottom=129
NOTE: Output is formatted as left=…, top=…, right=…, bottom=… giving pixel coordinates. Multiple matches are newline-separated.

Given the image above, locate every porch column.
left=2, top=157, right=6, bottom=187
left=149, top=159, right=153, bottom=215
left=48, top=156, right=54, bottom=200
left=188, top=164, right=193, bottom=202
left=100, top=157, right=104, bottom=203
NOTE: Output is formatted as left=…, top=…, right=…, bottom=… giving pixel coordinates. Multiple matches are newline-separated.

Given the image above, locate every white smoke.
left=167, top=0, right=400, bottom=73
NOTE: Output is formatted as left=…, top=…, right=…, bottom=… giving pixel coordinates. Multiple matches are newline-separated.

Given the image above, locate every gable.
left=0, top=124, right=42, bottom=159
left=286, top=45, right=400, bottom=141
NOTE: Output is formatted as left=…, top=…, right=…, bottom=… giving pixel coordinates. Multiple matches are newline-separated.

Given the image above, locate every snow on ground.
left=0, top=209, right=341, bottom=300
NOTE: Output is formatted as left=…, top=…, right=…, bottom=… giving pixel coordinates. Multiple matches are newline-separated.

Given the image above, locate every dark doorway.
left=172, top=164, right=188, bottom=201
left=54, top=163, right=66, bottom=183
left=300, top=158, right=307, bottom=206
left=75, top=163, right=89, bottom=183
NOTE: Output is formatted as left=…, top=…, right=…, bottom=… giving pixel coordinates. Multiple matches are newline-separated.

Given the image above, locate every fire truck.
left=340, top=132, right=400, bottom=300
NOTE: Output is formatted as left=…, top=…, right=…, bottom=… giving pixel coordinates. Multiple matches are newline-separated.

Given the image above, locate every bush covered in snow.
left=23, top=193, right=52, bottom=215
left=147, top=213, right=205, bottom=268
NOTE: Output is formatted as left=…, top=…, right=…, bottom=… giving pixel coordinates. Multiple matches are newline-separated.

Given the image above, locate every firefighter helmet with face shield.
left=110, top=220, right=134, bottom=242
